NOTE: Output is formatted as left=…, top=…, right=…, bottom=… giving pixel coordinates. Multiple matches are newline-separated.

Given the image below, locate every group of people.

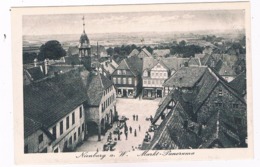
left=132, top=114, right=139, bottom=121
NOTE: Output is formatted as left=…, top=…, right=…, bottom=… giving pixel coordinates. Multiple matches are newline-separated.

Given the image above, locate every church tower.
left=79, top=16, right=92, bottom=71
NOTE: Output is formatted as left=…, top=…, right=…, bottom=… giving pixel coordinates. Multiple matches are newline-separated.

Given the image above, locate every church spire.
left=82, top=16, right=85, bottom=33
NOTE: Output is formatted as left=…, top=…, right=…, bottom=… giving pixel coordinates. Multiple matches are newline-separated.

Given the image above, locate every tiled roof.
left=128, top=49, right=140, bottom=57
left=142, top=57, right=159, bottom=71
left=163, top=66, right=207, bottom=88
left=161, top=57, right=200, bottom=71
left=199, top=110, right=240, bottom=148
left=125, top=56, right=143, bottom=76
left=138, top=48, right=152, bottom=58
left=147, top=102, right=201, bottom=150
left=24, top=117, right=42, bottom=138
left=24, top=69, right=88, bottom=128
left=217, top=62, right=236, bottom=76
left=229, top=71, right=246, bottom=96
left=25, top=66, right=45, bottom=81
left=85, top=72, right=113, bottom=106
left=152, top=49, right=170, bottom=57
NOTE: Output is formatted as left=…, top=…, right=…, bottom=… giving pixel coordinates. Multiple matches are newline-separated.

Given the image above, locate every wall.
left=48, top=105, right=85, bottom=152
left=24, top=129, right=51, bottom=153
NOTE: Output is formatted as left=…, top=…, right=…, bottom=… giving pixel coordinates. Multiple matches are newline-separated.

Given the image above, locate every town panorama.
left=23, top=10, right=247, bottom=153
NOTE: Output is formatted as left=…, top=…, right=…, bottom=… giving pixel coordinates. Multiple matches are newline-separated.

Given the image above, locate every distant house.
left=83, top=71, right=117, bottom=141
left=99, top=57, right=119, bottom=79
left=163, top=66, right=207, bottom=96
left=144, top=67, right=247, bottom=150
left=152, top=49, right=170, bottom=58
left=128, top=49, right=140, bottom=58
left=137, top=48, right=152, bottom=60
left=24, top=70, right=87, bottom=153
left=214, top=60, right=236, bottom=82
left=111, top=56, right=143, bottom=98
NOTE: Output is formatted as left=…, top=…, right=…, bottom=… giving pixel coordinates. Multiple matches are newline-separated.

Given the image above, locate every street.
left=75, top=98, right=160, bottom=152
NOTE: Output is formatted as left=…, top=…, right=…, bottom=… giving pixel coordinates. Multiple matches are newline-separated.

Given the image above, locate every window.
left=38, top=134, right=43, bottom=144
left=148, top=80, right=151, bottom=84
left=143, top=71, right=148, bottom=77
left=156, top=73, right=158, bottom=76
left=66, top=116, right=70, bottom=130
left=218, top=89, right=223, bottom=96
left=122, top=70, right=126, bottom=75
left=128, top=78, right=132, bottom=84
left=163, top=73, right=166, bottom=76
left=52, top=126, right=56, bottom=139
left=117, top=78, right=121, bottom=84
left=69, top=136, right=72, bottom=145
left=117, top=70, right=121, bottom=75
left=148, top=71, right=151, bottom=77
left=24, top=145, right=28, bottom=153
left=80, top=107, right=82, bottom=118
left=144, top=80, right=147, bottom=84
left=233, top=103, right=239, bottom=108
left=82, top=123, right=85, bottom=132
left=72, top=112, right=75, bottom=125
left=160, top=73, right=162, bottom=76
left=123, top=78, right=126, bottom=84
left=152, top=72, right=154, bottom=76
left=113, top=77, right=117, bottom=84
left=74, top=132, right=77, bottom=141
left=60, top=121, right=63, bottom=135
left=78, top=127, right=81, bottom=136
left=215, top=102, right=223, bottom=107
left=152, top=80, right=155, bottom=84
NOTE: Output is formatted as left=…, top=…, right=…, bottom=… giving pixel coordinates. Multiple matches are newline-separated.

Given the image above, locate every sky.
left=23, top=10, right=245, bottom=36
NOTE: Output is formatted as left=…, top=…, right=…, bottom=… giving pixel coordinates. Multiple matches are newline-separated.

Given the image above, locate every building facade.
left=111, top=56, right=142, bottom=98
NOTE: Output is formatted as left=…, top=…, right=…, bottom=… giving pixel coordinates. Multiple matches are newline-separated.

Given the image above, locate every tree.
left=107, top=47, right=114, bottom=56
left=179, top=40, right=186, bottom=47
left=38, top=40, right=66, bottom=61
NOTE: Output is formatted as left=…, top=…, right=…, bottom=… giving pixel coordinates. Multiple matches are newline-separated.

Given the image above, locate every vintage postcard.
left=12, top=1, right=253, bottom=165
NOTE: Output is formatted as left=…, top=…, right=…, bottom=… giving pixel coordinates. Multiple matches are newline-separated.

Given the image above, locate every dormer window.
left=218, top=89, right=223, bottom=97
left=117, top=70, right=122, bottom=75
left=122, top=70, right=126, bottom=75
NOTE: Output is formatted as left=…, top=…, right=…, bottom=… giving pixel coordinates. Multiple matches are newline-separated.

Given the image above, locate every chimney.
left=34, top=58, right=38, bottom=67
left=44, top=59, right=49, bottom=75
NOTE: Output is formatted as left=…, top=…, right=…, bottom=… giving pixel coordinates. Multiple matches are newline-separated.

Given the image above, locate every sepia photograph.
left=11, top=1, right=253, bottom=164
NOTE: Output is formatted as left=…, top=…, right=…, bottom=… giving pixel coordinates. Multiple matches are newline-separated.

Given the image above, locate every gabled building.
left=142, top=57, right=201, bottom=99
left=128, top=49, right=140, bottom=58
left=145, top=67, right=247, bottom=150
left=82, top=71, right=117, bottom=141
left=99, top=57, right=119, bottom=79
left=214, top=60, right=236, bottom=82
left=163, top=66, right=207, bottom=96
left=142, top=58, right=173, bottom=99
left=24, top=69, right=87, bottom=153
left=111, top=56, right=143, bottom=98
left=137, top=48, right=152, bottom=60
left=152, top=49, right=170, bottom=58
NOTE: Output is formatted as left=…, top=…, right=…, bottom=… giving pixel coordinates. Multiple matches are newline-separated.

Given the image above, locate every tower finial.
left=82, top=16, right=85, bottom=32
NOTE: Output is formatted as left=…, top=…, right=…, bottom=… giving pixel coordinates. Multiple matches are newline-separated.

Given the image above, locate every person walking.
left=134, top=129, right=137, bottom=137
left=129, top=126, right=132, bottom=134
left=133, top=114, right=135, bottom=121
left=139, top=125, right=141, bottom=131
left=136, top=115, right=138, bottom=121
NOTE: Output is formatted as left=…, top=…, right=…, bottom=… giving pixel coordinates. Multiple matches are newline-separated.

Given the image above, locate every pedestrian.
left=134, top=129, right=137, bottom=137
left=125, top=130, right=128, bottom=140
left=136, top=115, right=138, bottom=121
left=139, top=125, right=141, bottom=131
left=133, top=114, right=135, bottom=121
left=129, top=126, right=132, bottom=134
left=118, top=131, right=121, bottom=140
